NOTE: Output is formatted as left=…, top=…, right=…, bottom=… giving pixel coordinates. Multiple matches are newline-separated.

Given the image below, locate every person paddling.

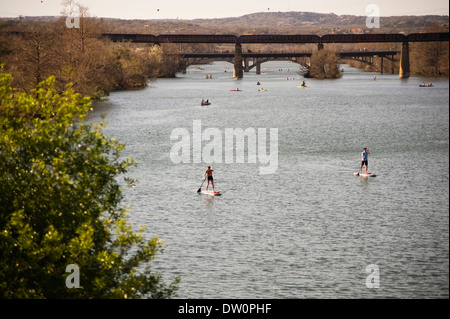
left=358, top=147, right=370, bottom=175
left=204, top=166, right=214, bottom=192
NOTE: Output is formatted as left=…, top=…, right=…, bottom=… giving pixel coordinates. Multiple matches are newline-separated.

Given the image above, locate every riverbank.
left=0, top=18, right=182, bottom=100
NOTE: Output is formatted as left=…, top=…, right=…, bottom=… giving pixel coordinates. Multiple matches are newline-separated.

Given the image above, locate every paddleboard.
left=354, top=172, right=376, bottom=177
left=298, top=86, right=310, bottom=88
left=201, top=190, right=222, bottom=196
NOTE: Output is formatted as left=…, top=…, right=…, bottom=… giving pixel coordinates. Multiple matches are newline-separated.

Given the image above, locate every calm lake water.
left=90, top=61, right=449, bottom=298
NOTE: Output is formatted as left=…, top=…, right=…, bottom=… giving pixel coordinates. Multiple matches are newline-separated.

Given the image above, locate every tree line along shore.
left=0, top=17, right=183, bottom=100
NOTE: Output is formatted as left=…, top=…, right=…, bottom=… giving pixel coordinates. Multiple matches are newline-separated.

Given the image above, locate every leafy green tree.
left=0, top=71, right=179, bottom=298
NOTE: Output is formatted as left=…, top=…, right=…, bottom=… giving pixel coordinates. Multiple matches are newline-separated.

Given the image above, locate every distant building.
left=351, top=28, right=364, bottom=34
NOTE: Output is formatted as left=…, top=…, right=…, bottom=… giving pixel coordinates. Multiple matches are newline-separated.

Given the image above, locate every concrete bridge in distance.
left=103, top=32, right=449, bottom=79
left=178, top=50, right=399, bottom=75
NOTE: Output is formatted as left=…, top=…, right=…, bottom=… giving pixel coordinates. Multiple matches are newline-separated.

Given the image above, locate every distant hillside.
left=191, top=11, right=449, bottom=34
left=194, top=11, right=449, bottom=27
left=1, top=11, right=448, bottom=35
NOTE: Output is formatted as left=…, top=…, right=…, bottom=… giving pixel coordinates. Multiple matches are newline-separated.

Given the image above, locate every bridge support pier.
left=244, top=57, right=249, bottom=72
left=399, top=41, right=410, bottom=78
left=380, top=56, right=383, bottom=74
left=256, top=61, right=261, bottom=74
left=233, top=43, right=244, bottom=79
left=390, top=55, right=395, bottom=74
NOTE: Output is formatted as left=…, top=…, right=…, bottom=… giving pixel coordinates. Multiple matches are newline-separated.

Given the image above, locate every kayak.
left=298, top=85, right=310, bottom=88
left=201, top=102, right=211, bottom=106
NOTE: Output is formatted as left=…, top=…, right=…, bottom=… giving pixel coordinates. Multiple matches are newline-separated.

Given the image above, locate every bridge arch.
left=341, top=56, right=373, bottom=66
left=244, top=57, right=309, bottom=74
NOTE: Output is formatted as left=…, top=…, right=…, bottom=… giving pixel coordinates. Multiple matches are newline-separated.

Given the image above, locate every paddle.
left=197, top=179, right=206, bottom=193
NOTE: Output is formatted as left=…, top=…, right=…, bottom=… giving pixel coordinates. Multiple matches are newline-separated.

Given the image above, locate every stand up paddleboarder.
left=358, top=147, right=370, bottom=175
left=204, top=166, right=215, bottom=192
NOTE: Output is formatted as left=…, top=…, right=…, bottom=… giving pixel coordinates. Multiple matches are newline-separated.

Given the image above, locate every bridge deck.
left=180, top=51, right=399, bottom=58
left=103, top=32, right=449, bottom=44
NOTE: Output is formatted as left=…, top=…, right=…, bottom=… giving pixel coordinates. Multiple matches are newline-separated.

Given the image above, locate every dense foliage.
left=0, top=71, right=179, bottom=298
left=0, top=14, right=182, bottom=99
left=307, top=49, right=342, bottom=79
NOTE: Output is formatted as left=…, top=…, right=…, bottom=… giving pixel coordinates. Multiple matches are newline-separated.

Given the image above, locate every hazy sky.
left=0, top=0, right=449, bottom=19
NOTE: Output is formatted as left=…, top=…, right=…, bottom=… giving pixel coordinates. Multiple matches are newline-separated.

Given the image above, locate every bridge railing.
left=321, top=33, right=406, bottom=43
left=237, top=34, right=320, bottom=43
left=406, top=32, right=450, bottom=42
left=157, top=34, right=237, bottom=43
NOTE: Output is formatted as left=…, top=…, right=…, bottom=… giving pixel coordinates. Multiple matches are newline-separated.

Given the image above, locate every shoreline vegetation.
left=0, top=17, right=183, bottom=100
left=0, top=9, right=448, bottom=96
left=305, top=49, right=342, bottom=79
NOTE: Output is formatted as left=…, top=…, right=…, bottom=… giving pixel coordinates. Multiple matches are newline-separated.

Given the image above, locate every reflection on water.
left=202, top=193, right=216, bottom=211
